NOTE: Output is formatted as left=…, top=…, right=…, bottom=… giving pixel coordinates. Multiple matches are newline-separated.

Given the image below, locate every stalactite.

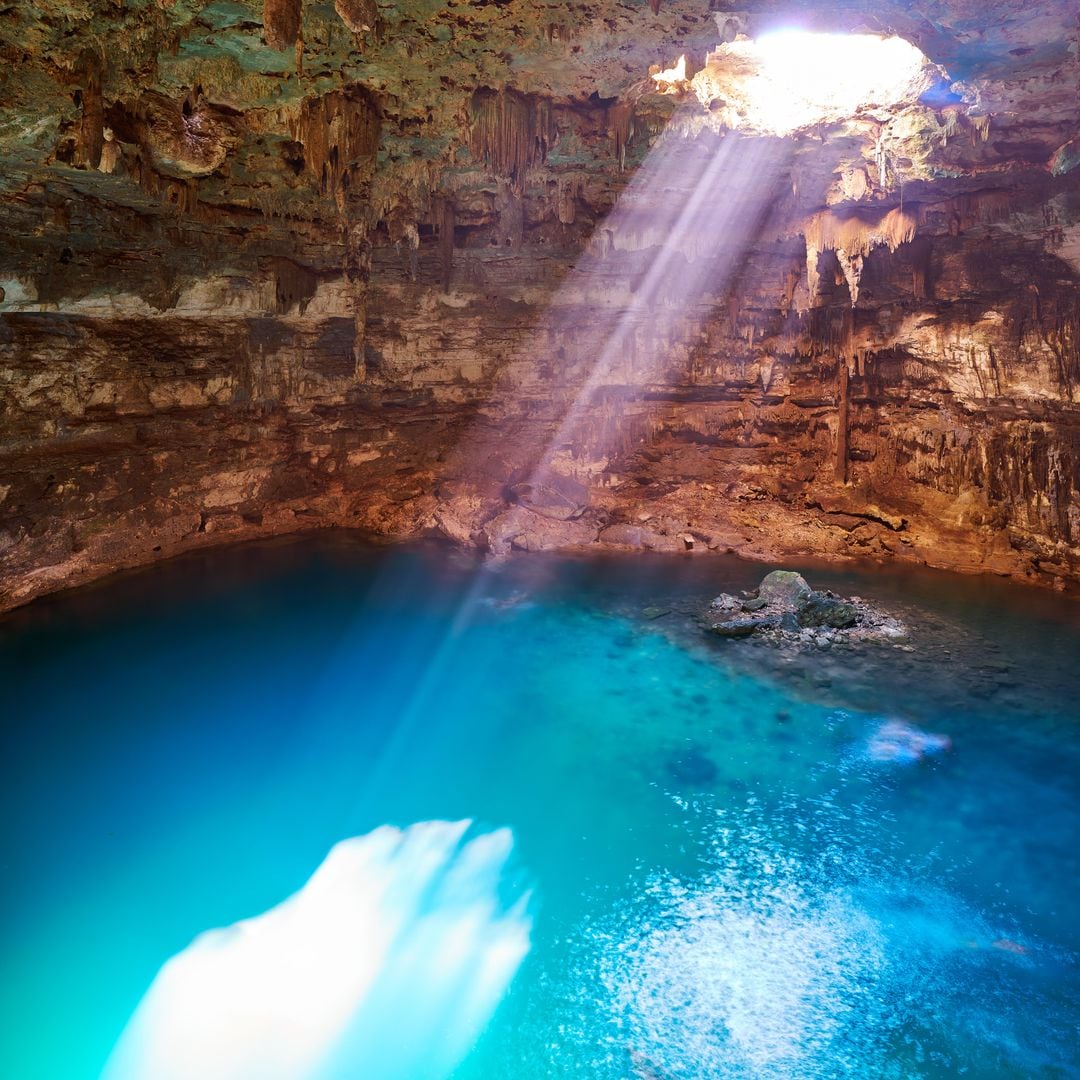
left=556, top=177, right=577, bottom=224
left=164, top=178, right=198, bottom=214
left=344, top=218, right=371, bottom=380
left=400, top=222, right=420, bottom=281
left=648, top=0, right=661, bottom=13
left=437, top=197, right=456, bottom=291
left=468, top=89, right=557, bottom=195
left=98, top=127, right=121, bottom=174
left=263, top=0, right=302, bottom=52
left=803, top=207, right=918, bottom=307
left=971, top=114, right=991, bottom=144
left=836, top=358, right=850, bottom=483
left=74, top=51, right=103, bottom=170
left=909, top=235, right=932, bottom=300
left=287, top=88, right=380, bottom=204
left=608, top=100, right=635, bottom=171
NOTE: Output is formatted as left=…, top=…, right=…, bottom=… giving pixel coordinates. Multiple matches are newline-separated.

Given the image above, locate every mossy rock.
left=757, top=570, right=812, bottom=605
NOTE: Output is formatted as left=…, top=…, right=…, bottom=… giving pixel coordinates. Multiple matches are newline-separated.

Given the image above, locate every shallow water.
left=1, top=536, right=1078, bottom=1078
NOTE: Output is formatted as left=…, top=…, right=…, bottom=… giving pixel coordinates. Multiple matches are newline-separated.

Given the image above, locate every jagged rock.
left=797, top=593, right=860, bottom=629
left=703, top=569, right=902, bottom=646
left=483, top=506, right=596, bottom=555
left=138, top=93, right=237, bottom=179
left=334, top=0, right=378, bottom=35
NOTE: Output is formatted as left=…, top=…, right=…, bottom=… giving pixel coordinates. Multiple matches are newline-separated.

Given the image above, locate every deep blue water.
left=1, top=536, right=1078, bottom=1078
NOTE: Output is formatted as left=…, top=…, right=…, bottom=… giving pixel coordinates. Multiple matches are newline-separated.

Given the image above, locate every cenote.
left=1, top=536, right=1078, bottom=1079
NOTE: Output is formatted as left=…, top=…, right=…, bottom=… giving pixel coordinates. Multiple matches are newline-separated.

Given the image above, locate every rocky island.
left=703, top=569, right=907, bottom=646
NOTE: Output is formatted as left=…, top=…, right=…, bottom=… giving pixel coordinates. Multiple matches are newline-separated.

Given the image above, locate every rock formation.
left=1, top=0, right=1079, bottom=609
left=704, top=569, right=906, bottom=644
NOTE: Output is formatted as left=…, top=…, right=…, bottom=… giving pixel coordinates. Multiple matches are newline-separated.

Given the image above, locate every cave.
left=1, top=1, right=1079, bottom=1076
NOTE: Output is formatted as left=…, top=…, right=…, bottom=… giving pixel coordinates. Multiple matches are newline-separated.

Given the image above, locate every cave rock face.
left=1, top=0, right=1079, bottom=608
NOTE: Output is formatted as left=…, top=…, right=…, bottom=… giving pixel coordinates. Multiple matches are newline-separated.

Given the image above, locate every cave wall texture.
left=1, top=0, right=1079, bottom=609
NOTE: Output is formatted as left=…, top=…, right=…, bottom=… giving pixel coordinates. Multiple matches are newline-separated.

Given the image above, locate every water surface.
left=2, top=536, right=1078, bottom=1078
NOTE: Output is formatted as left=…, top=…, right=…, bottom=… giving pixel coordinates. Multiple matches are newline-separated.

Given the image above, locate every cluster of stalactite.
left=468, top=88, right=557, bottom=195
left=73, top=49, right=104, bottom=170
left=803, top=206, right=918, bottom=305
left=288, top=88, right=380, bottom=206
left=1044, top=295, right=1080, bottom=402
left=1007, top=280, right=1080, bottom=402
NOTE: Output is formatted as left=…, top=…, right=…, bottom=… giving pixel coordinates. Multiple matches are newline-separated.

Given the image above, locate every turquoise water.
left=2, top=536, right=1079, bottom=1078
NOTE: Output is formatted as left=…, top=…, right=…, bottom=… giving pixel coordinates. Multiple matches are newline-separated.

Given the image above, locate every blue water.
left=1, top=536, right=1078, bottom=1078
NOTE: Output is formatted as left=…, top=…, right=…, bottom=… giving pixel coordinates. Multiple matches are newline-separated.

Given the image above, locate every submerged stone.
left=667, top=745, right=719, bottom=785
left=707, top=614, right=777, bottom=637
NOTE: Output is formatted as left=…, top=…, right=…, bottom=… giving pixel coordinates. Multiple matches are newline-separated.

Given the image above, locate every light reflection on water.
left=0, top=536, right=1077, bottom=1078
left=102, top=821, right=531, bottom=1080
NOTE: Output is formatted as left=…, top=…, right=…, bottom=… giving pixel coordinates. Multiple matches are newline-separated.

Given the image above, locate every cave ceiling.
left=1, top=0, right=1077, bottom=270
left=1, top=0, right=1079, bottom=608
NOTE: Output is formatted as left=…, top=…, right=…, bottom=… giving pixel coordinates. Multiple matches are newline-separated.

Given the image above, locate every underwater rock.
left=667, top=745, right=719, bottom=786
left=708, top=614, right=778, bottom=638
left=704, top=569, right=904, bottom=647
left=866, top=719, right=951, bottom=764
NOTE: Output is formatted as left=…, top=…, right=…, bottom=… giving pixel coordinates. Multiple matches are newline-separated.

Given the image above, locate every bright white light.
left=695, top=31, right=935, bottom=135
left=101, top=821, right=532, bottom=1080
left=652, top=54, right=688, bottom=88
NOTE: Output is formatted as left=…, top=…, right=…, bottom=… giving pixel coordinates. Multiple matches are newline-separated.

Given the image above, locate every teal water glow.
left=1, top=536, right=1078, bottom=1078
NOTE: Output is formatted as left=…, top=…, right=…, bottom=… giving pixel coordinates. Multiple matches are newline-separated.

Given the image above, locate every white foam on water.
left=101, top=820, right=532, bottom=1080
left=556, top=802, right=1068, bottom=1079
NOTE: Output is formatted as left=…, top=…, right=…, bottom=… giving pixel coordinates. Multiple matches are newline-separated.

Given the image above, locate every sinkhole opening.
left=657, top=31, right=942, bottom=136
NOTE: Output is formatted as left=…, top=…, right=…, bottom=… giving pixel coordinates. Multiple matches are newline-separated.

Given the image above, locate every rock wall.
left=1, top=0, right=1079, bottom=608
